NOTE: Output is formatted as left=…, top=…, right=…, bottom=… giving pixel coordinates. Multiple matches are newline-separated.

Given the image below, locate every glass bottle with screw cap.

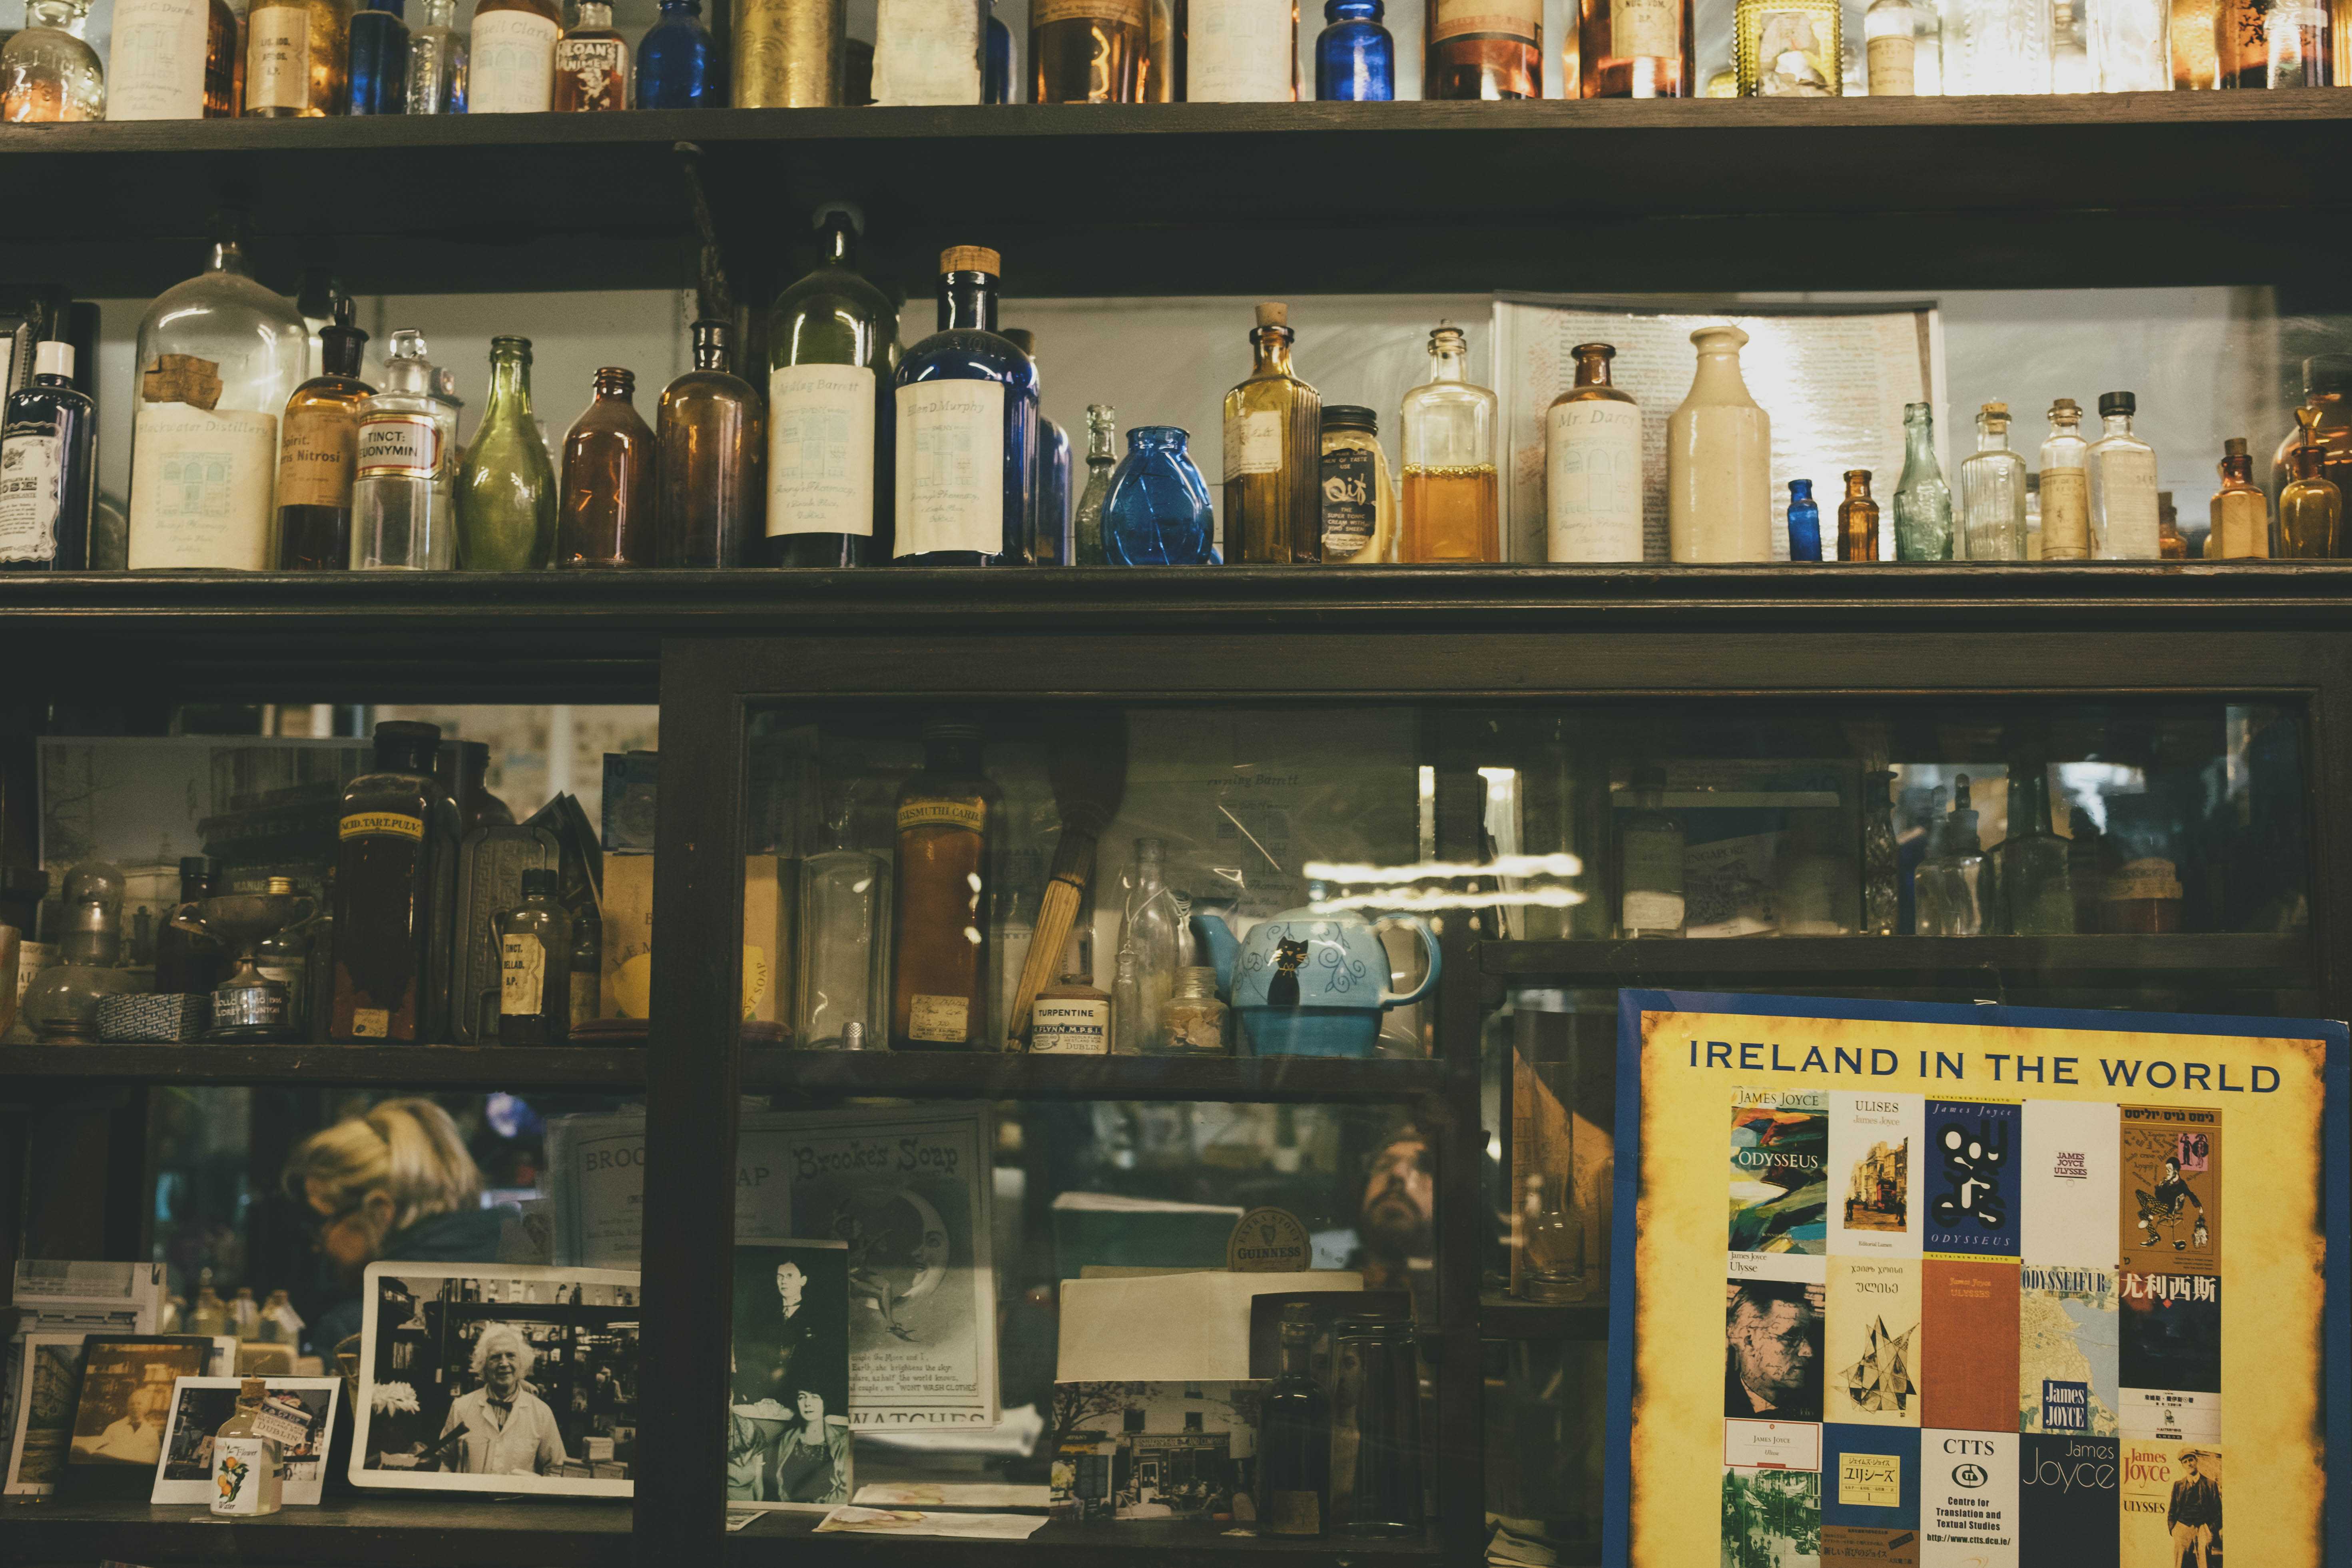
left=890, top=717, right=1001, bottom=1050
left=1544, top=342, right=1641, bottom=562
left=1957, top=401, right=2027, bottom=562
left=764, top=202, right=899, bottom=567
left=2085, top=390, right=2158, bottom=560
left=457, top=337, right=557, bottom=570
left=1837, top=469, right=1878, bottom=561
left=1320, top=405, right=1397, bottom=565
left=353, top=331, right=459, bottom=571
left=1399, top=321, right=1500, bottom=563
left=559, top=368, right=658, bottom=568
left=2208, top=437, right=2269, bottom=560
left=893, top=246, right=1037, bottom=566
left=2035, top=398, right=2089, bottom=561
left=275, top=300, right=372, bottom=570
left=658, top=321, right=763, bottom=567
left=496, top=868, right=573, bottom=1046
left=553, top=0, right=629, bottom=107
left=0, top=339, right=97, bottom=572
left=1892, top=401, right=1952, bottom=561
left=2278, top=406, right=2342, bottom=559
left=1223, top=303, right=1323, bottom=565
left=209, top=1377, right=285, bottom=1516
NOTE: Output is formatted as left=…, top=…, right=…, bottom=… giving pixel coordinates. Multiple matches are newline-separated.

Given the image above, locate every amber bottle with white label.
left=331, top=720, right=460, bottom=1044
left=275, top=299, right=372, bottom=570
left=1222, top=302, right=1322, bottom=564
left=890, top=718, right=1000, bottom=1051
left=496, top=867, right=573, bottom=1046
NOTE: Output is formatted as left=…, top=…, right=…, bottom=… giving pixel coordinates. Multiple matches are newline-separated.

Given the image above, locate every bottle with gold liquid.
left=1426, top=0, right=1540, bottom=96
left=1399, top=322, right=1500, bottom=563
left=735, top=0, right=845, bottom=102
left=1031, top=0, right=1146, bottom=99
left=2278, top=407, right=2342, bottom=560
left=1734, top=0, right=1839, bottom=92
left=1836, top=469, right=1878, bottom=561
left=243, top=0, right=352, bottom=113
left=890, top=718, right=1001, bottom=1051
left=1222, top=302, right=1322, bottom=564
left=2208, top=438, right=2268, bottom=560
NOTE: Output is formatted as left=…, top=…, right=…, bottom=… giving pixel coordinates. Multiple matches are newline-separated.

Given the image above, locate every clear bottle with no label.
left=1957, top=401, right=2027, bottom=561
left=1998, top=761, right=2073, bottom=936
left=1114, top=837, right=1180, bottom=1052
left=1399, top=322, right=1500, bottom=562
left=2035, top=398, right=2090, bottom=561
left=1223, top=302, right=1322, bottom=564
left=2086, top=390, right=2158, bottom=560
left=796, top=801, right=885, bottom=1049
left=353, top=330, right=458, bottom=570
left=457, top=337, right=557, bottom=570
left=405, top=0, right=467, bottom=108
left=1892, top=401, right=1952, bottom=561
left=2208, top=436, right=2270, bottom=559
left=1071, top=403, right=1116, bottom=566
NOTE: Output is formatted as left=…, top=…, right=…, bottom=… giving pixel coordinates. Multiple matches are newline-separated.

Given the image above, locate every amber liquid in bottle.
left=560, top=367, right=658, bottom=568
left=1030, top=0, right=1148, bottom=100
left=553, top=0, right=630, bottom=107
left=206, top=0, right=245, bottom=113
left=276, top=300, right=373, bottom=570
left=656, top=321, right=765, bottom=568
left=1222, top=302, right=1322, bottom=565
left=330, top=721, right=459, bottom=1045
left=2279, top=408, right=2343, bottom=559
left=1426, top=0, right=1541, bottom=96
left=1571, top=0, right=1691, bottom=93
left=1399, top=468, right=1500, bottom=560
left=889, top=720, right=1001, bottom=1052
left=1837, top=469, right=1879, bottom=561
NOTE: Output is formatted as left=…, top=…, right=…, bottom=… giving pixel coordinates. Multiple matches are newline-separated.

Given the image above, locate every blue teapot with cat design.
left=1191, top=900, right=1441, bottom=1058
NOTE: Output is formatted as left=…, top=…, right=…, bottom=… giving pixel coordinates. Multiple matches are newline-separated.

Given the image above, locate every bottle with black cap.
left=763, top=201, right=901, bottom=568
left=2085, top=389, right=2158, bottom=560
left=0, top=339, right=97, bottom=572
left=275, top=299, right=373, bottom=570
left=1317, top=404, right=1394, bottom=564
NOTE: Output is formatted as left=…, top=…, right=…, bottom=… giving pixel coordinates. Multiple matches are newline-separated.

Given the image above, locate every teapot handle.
left=1372, top=915, right=1443, bottom=1011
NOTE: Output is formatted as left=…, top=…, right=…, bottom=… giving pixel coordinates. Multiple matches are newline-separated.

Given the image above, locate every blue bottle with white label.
left=891, top=245, right=1038, bottom=567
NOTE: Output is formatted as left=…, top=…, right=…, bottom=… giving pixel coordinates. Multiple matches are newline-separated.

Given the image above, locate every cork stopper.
left=241, top=1376, right=267, bottom=1399
left=1981, top=401, right=2008, bottom=417
left=1254, top=302, right=1288, bottom=329
left=2050, top=397, right=2079, bottom=416
left=2224, top=437, right=2248, bottom=458
left=940, top=245, right=999, bottom=275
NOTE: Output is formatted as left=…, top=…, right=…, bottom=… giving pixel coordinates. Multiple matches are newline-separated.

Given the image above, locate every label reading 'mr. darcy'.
left=895, top=380, right=1005, bottom=558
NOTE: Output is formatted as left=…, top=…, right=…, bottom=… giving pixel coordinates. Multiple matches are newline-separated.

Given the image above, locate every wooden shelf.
left=0, top=1042, right=646, bottom=1089
left=1480, top=1295, right=1609, bottom=1342
left=1481, top=932, right=2314, bottom=986
left=724, top=1510, right=1443, bottom=1562
left=2, top=96, right=2350, bottom=294
left=745, top=1050, right=1446, bottom=1102
left=0, top=1493, right=633, bottom=1568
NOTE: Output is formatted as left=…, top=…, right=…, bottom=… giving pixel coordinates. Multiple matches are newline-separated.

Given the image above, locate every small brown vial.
left=1837, top=469, right=1879, bottom=562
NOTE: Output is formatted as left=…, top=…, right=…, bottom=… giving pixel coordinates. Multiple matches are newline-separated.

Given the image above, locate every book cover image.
left=1722, top=1464, right=1821, bottom=1568
left=2021, top=1099, right=2120, bottom=1265
left=1823, top=1423, right=1920, bottom=1531
left=1731, top=1089, right=1830, bottom=1255
left=1919, top=1258, right=2019, bottom=1434
left=2119, top=1106, right=2220, bottom=1276
left=2119, top=1438, right=2222, bottom=1568
left=1829, top=1092, right=1923, bottom=1256
left=2119, top=1387, right=2219, bottom=1444
left=1919, top=1429, right=2018, bottom=1566
left=2017, top=1263, right=2119, bottom=1437
left=2019, top=1434, right=2120, bottom=1567
left=2118, top=1272, right=2220, bottom=1396
left=1826, top=1257, right=1921, bottom=1427
left=1922, top=1100, right=2021, bottom=1257
left=1725, top=1275, right=1826, bottom=1424
left=1822, top=1525, right=1920, bottom=1566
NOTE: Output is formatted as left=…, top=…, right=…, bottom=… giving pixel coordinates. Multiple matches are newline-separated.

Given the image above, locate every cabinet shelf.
left=745, top=1050, right=1446, bottom=1102
left=0, top=1042, right=646, bottom=1089
left=1480, top=1296, right=1610, bottom=1342
left=4, top=96, right=2350, bottom=295
left=0, top=1494, right=633, bottom=1568
left=1480, top=933, right=2314, bottom=986
left=724, top=1511, right=1442, bottom=1562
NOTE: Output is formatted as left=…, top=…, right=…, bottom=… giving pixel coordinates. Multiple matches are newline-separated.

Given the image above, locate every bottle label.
left=1431, top=0, right=1541, bottom=42
left=349, top=1006, right=391, bottom=1038
left=2039, top=464, right=2089, bottom=557
left=1223, top=409, right=1283, bottom=478
left=108, top=0, right=211, bottom=119
left=1320, top=444, right=1377, bottom=558
left=871, top=0, right=983, bottom=104
left=340, top=811, right=425, bottom=841
left=1866, top=30, right=1915, bottom=91
left=1620, top=829, right=1685, bottom=931
left=127, top=404, right=278, bottom=571
left=2095, top=448, right=2159, bottom=558
left=894, top=380, right=1006, bottom=558
left=736, top=0, right=839, bottom=106
left=215, top=986, right=288, bottom=1029
left=2214, top=489, right=2268, bottom=558
left=768, top=364, right=876, bottom=539
left=909, top=992, right=971, bottom=1044
left=554, top=36, right=625, bottom=107
left=277, top=404, right=357, bottom=509
left=470, top=9, right=560, bottom=111
left=247, top=4, right=313, bottom=110
left=1034, top=0, right=1145, bottom=24
left=1265, top=1489, right=1323, bottom=1535
left=500, top=933, right=546, bottom=1016
left=252, top=1393, right=314, bottom=1447
left=0, top=432, right=62, bottom=565
left=1545, top=400, right=1644, bottom=562
left=897, top=799, right=987, bottom=833
left=209, top=1433, right=282, bottom=1516
left=356, top=414, right=445, bottom=480
left=1614, top=0, right=1682, bottom=58
left=2105, top=858, right=2184, bottom=903
left=1186, top=0, right=1295, bottom=100
left=1030, top=995, right=1110, bottom=1053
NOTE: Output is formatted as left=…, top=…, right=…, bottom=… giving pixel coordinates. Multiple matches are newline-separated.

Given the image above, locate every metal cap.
left=1322, top=404, right=1378, bottom=433
left=2098, top=391, right=2135, bottom=417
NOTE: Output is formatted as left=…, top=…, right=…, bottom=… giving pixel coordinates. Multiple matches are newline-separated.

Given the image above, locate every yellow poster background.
left=1626, top=1006, right=2330, bottom=1568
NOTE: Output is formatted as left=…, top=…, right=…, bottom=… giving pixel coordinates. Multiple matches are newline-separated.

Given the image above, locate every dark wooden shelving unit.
left=0, top=1042, right=647, bottom=1088
left=723, top=1512, right=1443, bottom=1561
left=1481, top=932, right=2316, bottom=986
left=2, top=1494, right=634, bottom=1568
left=1479, top=1297, right=1608, bottom=1342
left=745, top=1049, right=1445, bottom=1102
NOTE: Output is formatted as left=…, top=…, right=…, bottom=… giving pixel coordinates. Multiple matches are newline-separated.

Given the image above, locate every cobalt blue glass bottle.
left=636, top=0, right=720, bottom=105
left=1104, top=427, right=1216, bottom=566
left=1001, top=328, right=1069, bottom=563
left=1315, top=0, right=1393, bottom=99
left=893, top=245, right=1038, bottom=567
left=984, top=0, right=1012, bottom=99
left=348, top=0, right=413, bottom=113
left=1786, top=478, right=1822, bottom=561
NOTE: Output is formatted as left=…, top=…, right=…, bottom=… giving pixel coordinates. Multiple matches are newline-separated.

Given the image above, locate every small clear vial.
left=352, top=330, right=460, bottom=570
left=407, top=0, right=469, bottom=110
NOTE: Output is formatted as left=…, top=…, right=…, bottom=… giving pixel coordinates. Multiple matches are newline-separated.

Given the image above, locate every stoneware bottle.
left=1666, top=324, right=1772, bottom=562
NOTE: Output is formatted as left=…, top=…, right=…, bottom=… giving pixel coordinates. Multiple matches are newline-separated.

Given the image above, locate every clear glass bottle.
left=893, top=245, right=1036, bottom=566
left=254, top=881, right=321, bottom=1034
left=1957, top=401, right=2027, bottom=561
left=495, top=867, right=573, bottom=1046
left=1031, top=0, right=1144, bottom=100
left=457, top=337, right=557, bottom=570
left=1941, top=0, right=2046, bottom=90
left=128, top=213, right=310, bottom=572
left=1891, top=401, right=1953, bottom=561
left=1399, top=322, right=1500, bottom=563
left=1163, top=965, right=1229, bottom=1056
left=108, top=0, right=243, bottom=118
left=2086, top=390, right=2158, bottom=560
left=1000, top=328, right=1069, bottom=564
left=1574, top=0, right=1692, bottom=94
left=2216, top=0, right=2270, bottom=84
left=1785, top=478, right=1822, bottom=561
left=1910, top=783, right=1950, bottom=934
left=352, top=330, right=458, bottom=571
left=735, top=0, right=845, bottom=104
left=1, top=0, right=105, bottom=120
left=244, top=0, right=352, bottom=113
left=1115, top=837, right=1180, bottom=1053
left=0, top=340, right=98, bottom=574
left=1261, top=1312, right=1332, bottom=1537
left=657, top=321, right=763, bottom=568
left=21, top=861, right=133, bottom=1043
left=1320, top=405, right=1397, bottom=566
left=1837, top=468, right=1879, bottom=560
left=2268, top=4, right=2329, bottom=82
left=1427, top=0, right=1539, bottom=96
left=208, top=1378, right=284, bottom=1517
left=1072, top=402, right=1116, bottom=566
left=1862, top=0, right=1915, bottom=88
left=764, top=203, right=900, bottom=568
left=872, top=0, right=987, bottom=102
left=1930, top=774, right=1989, bottom=936
left=275, top=301, right=372, bottom=571
left=2049, top=0, right=2091, bottom=86
left=559, top=367, right=658, bottom=568
left=1186, top=0, right=1296, bottom=100
left=890, top=717, right=1000, bottom=1051
left=2278, top=407, right=2342, bottom=559
left=2208, top=436, right=2270, bottom=559
left=1911, top=0, right=1943, bottom=88
left=1104, top=426, right=1217, bottom=566
left=1520, top=1171, right=1588, bottom=1301
left=1224, top=302, right=1323, bottom=565
left=1861, top=767, right=1899, bottom=935
left=2035, top=397, right=2090, bottom=561
left=1735, top=0, right=1842, bottom=91
left=405, top=0, right=467, bottom=108
left=570, top=911, right=601, bottom=1034
left=638, top=0, right=720, bottom=103
left=795, top=803, right=885, bottom=1050
left=1617, top=768, right=1686, bottom=937
left=1545, top=342, right=1642, bottom=561
left=1999, top=761, right=2073, bottom=936
left=552, top=0, right=628, bottom=106
left=347, top=0, right=411, bottom=111
left=1317, top=0, right=1395, bottom=98
left=2087, top=0, right=2165, bottom=84
left=467, top=0, right=558, bottom=108
left=331, top=720, right=459, bottom=1043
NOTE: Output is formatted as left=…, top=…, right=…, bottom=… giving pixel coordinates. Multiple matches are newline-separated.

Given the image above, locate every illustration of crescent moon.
left=896, top=1187, right=949, bottom=1303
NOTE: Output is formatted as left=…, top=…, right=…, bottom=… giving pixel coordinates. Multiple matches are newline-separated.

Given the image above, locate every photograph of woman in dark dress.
left=726, top=1239, right=851, bottom=1511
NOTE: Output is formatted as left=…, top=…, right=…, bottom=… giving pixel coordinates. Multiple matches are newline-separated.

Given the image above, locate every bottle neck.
left=2101, top=412, right=2132, bottom=438
left=375, top=739, right=436, bottom=777
left=596, top=379, right=635, bottom=404
left=1426, top=340, right=1466, bottom=383
left=486, top=353, right=534, bottom=416
left=1976, top=421, right=2009, bottom=452
left=1277, top=1331, right=1314, bottom=1379
left=694, top=340, right=729, bottom=375
left=1250, top=327, right=1294, bottom=377
left=923, top=736, right=983, bottom=776
left=209, top=240, right=252, bottom=280
left=1573, top=353, right=1613, bottom=389
left=820, top=216, right=857, bottom=269
left=2221, top=454, right=2252, bottom=484
left=2048, top=418, right=2079, bottom=442
left=1905, top=416, right=1934, bottom=455
left=2013, top=768, right=2055, bottom=835
left=941, top=272, right=998, bottom=333
left=1086, top=421, right=1116, bottom=461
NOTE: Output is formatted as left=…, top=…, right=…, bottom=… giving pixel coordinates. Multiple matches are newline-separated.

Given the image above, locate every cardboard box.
left=596, top=854, right=794, bottom=1032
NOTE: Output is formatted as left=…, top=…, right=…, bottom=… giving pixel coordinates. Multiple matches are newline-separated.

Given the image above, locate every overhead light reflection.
left=1303, top=853, right=1583, bottom=885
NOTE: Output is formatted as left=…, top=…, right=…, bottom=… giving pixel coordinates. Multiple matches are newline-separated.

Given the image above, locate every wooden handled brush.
left=1007, top=711, right=1128, bottom=1046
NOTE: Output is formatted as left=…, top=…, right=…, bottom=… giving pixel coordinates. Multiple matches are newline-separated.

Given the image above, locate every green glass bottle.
left=455, top=335, right=558, bottom=571
left=1892, top=400, right=1953, bottom=562
left=1997, top=761, right=2074, bottom=937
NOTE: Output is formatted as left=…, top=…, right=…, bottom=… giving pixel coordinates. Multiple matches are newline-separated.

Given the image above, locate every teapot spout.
left=1190, top=913, right=1238, bottom=998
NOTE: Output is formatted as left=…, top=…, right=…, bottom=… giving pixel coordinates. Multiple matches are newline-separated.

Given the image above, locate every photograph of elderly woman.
left=727, top=1240, right=851, bottom=1510
left=353, top=1263, right=640, bottom=1496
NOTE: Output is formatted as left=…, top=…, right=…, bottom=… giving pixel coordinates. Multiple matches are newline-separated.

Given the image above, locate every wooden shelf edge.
left=743, top=1051, right=1447, bottom=1102
left=0, top=1042, right=647, bottom=1088
left=1480, top=932, right=2314, bottom=982
left=1480, top=1296, right=1611, bottom=1342
left=0, top=1495, right=632, bottom=1568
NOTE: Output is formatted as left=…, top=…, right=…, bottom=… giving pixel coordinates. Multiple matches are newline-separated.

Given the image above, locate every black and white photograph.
left=727, top=1239, right=851, bottom=1512
left=66, top=1335, right=235, bottom=1476
left=151, top=1376, right=341, bottom=1506
left=5, top=1334, right=89, bottom=1497
left=351, top=1263, right=640, bottom=1498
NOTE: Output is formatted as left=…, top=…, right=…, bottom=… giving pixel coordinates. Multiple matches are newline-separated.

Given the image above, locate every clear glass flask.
left=1398, top=322, right=1500, bottom=562
left=2086, top=390, right=2158, bottom=560
left=1114, top=837, right=1179, bottom=1053
left=1957, top=401, right=2027, bottom=560
left=795, top=801, right=886, bottom=1049
left=352, top=330, right=459, bottom=570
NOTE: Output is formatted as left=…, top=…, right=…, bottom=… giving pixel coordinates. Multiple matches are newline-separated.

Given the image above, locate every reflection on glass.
left=797, top=799, right=885, bottom=1049
left=1114, top=836, right=1179, bottom=1053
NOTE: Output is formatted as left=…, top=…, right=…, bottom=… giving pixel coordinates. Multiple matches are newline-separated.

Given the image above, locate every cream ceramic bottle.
left=1665, top=324, right=1772, bottom=562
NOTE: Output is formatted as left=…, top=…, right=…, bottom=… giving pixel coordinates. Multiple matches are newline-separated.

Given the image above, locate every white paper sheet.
left=1055, top=1271, right=1361, bottom=1383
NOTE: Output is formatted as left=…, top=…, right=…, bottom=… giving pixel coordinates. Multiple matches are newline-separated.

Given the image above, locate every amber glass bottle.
left=553, top=0, right=629, bottom=107
left=1425, top=0, right=1540, bottom=96
left=1222, top=302, right=1322, bottom=565
left=1570, top=0, right=1690, bottom=93
left=1030, top=0, right=1147, bottom=100
left=206, top=0, right=244, bottom=112
left=243, top=0, right=352, bottom=114
left=275, top=299, right=372, bottom=570
left=1837, top=469, right=1878, bottom=561
left=2279, top=408, right=2342, bottom=560
left=657, top=321, right=764, bottom=568
left=560, top=368, right=658, bottom=568
left=890, top=718, right=1001, bottom=1052
left=2207, top=438, right=2269, bottom=560
left=330, top=720, right=459, bottom=1044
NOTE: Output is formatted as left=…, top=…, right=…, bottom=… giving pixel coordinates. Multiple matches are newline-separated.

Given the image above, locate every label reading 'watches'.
left=768, top=363, right=875, bottom=538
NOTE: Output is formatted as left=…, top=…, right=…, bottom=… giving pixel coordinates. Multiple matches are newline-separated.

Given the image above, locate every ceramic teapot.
left=1190, top=899, right=1440, bottom=1058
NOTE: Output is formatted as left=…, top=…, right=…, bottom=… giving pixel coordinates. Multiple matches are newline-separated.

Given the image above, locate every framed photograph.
left=727, top=1239, right=850, bottom=1513
left=151, top=1375, right=341, bottom=1506
left=5, top=1333, right=89, bottom=1496
left=64, top=1334, right=236, bottom=1493
left=351, top=1262, right=640, bottom=1498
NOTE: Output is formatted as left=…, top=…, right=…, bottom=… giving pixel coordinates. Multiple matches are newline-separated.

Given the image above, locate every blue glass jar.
left=637, top=0, right=720, bottom=106
left=1786, top=478, right=1822, bottom=562
left=348, top=0, right=413, bottom=114
left=892, top=245, right=1038, bottom=566
left=1104, top=427, right=1216, bottom=566
left=1315, top=0, right=1393, bottom=99
left=984, top=2, right=1013, bottom=100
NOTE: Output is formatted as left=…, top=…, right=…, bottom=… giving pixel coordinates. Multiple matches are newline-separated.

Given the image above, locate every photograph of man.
left=74, top=1374, right=173, bottom=1465
left=2167, top=1447, right=2222, bottom=1568
left=1724, top=1279, right=1823, bottom=1422
left=440, top=1324, right=567, bottom=1476
left=2135, top=1155, right=2211, bottom=1253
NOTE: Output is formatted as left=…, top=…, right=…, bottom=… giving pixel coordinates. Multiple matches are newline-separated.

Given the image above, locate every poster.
left=1605, top=990, right=2346, bottom=1568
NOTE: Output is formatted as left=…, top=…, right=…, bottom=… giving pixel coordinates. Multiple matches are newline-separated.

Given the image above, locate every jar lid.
left=1322, top=405, right=1377, bottom=434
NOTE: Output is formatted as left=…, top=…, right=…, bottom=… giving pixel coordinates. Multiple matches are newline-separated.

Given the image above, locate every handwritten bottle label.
left=470, top=9, right=560, bottom=110
left=1431, top=0, right=1541, bottom=42
left=0, top=433, right=62, bottom=564
left=769, top=364, right=875, bottom=538
left=2094, top=448, right=2159, bottom=559
left=246, top=4, right=312, bottom=109
left=895, top=380, right=1005, bottom=558
left=500, top=933, right=546, bottom=1016
left=1546, top=400, right=1644, bottom=562
left=277, top=405, right=357, bottom=509
left=1186, top=0, right=1295, bottom=99
left=872, top=0, right=983, bottom=104
left=108, top=0, right=211, bottom=118
left=1615, top=0, right=1682, bottom=58
left=909, top=992, right=971, bottom=1043
left=127, top=403, right=278, bottom=570
left=1223, top=410, right=1282, bottom=477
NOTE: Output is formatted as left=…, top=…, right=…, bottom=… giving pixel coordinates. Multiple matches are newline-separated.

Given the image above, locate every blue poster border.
left=1600, top=986, right=2350, bottom=1568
